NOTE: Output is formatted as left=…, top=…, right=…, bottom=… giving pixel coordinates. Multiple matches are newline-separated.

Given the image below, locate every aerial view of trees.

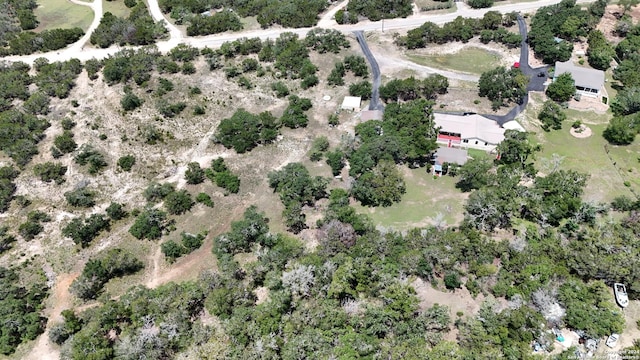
left=528, top=0, right=605, bottom=64
left=214, top=109, right=279, bottom=153
left=90, top=3, right=168, bottom=48
left=397, top=12, right=521, bottom=49
left=478, top=66, right=528, bottom=109
left=159, top=0, right=328, bottom=29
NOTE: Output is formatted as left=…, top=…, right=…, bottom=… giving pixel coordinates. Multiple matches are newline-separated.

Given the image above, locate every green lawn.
left=354, top=167, right=468, bottom=230
left=34, top=0, right=93, bottom=32
left=533, top=122, right=640, bottom=203
left=103, top=0, right=131, bottom=18
left=406, top=47, right=502, bottom=75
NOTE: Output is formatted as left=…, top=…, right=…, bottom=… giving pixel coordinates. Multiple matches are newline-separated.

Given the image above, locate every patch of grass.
left=406, top=47, right=501, bottom=75
left=103, top=0, right=131, bottom=19
left=533, top=121, right=638, bottom=203
left=354, top=168, right=468, bottom=230
left=34, top=0, right=93, bottom=32
left=467, top=148, right=491, bottom=161
left=564, top=108, right=612, bottom=125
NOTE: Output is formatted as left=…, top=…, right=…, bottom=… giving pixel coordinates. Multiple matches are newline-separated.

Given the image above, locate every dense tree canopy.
left=547, top=72, right=575, bottom=102
left=478, top=67, right=528, bottom=109
left=214, top=109, right=280, bottom=153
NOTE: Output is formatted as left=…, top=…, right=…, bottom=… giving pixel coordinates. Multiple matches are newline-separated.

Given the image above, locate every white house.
left=553, top=62, right=605, bottom=98
left=341, top=96, right=361, bottom=111
left=434, top=113, right=507, bottom=151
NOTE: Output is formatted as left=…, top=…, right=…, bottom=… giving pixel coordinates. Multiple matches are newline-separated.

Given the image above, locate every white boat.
left=614, top=283, right=629, bottom=308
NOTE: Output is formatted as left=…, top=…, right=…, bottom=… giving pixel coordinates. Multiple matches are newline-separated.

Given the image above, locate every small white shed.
left=341, top=96, right=361, bottom=111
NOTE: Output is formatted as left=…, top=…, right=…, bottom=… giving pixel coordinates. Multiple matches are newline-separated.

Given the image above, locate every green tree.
left=121, top=92, right=143, bottom=111
left=184, top=162, right=205, bottom=184
left=496, top=130, right=540, bottom=171
left=455, top=158, right=494, bottom=192
left=129, top=208, right=167, bottom=240
left=547, top=72, right=575, bottom=102
left=478, top=67, right=528, bottom=109
left=603, top=115, right=639, bottom=145
left=587, top=30, right=614, bottom=70
left=163, top=190, right=194, bottom=215
left=611, top=87, right=640, bottom=116
left=117, top=155, right=135, bottom=171
left=352, top=160, right=406, bottom=207
left=538, top=100, right=567, bottom=131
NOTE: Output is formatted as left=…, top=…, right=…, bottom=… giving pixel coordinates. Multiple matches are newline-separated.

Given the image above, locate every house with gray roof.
left=553, top=62, right=605, bottom=98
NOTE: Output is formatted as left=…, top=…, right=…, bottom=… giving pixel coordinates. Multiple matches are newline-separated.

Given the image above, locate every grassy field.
left=354, top=167, right=469, bottom=230
left=532, top=122, right=640, bottom=203
left=103, top=0, right=131, bottom=18
left=406, top=47, right=502, bottom=75
left=34, top=0, right=93, bottom=32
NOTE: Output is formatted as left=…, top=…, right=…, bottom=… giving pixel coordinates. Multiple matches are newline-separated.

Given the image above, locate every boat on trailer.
left=614, top=283, right=629, bottom=308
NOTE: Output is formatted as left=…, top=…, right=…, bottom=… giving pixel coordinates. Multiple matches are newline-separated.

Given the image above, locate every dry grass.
left=34, top=0, right=93, bottom=32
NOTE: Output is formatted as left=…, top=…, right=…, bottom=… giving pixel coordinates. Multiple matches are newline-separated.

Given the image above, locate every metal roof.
left=434, top=147, right=468, bottom=165
left=554, top=62, right=605, bottom=90
left=341, top=96, right=361, bottom=110
left=434, top=113, right=505, bottom=145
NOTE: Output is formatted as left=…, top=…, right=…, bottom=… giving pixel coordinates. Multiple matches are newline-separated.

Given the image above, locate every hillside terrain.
left=1, top=0, right=640, bottom=359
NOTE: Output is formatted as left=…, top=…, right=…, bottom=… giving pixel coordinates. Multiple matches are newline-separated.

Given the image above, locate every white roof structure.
left=502, top=120, right=526, bottom=132
left=554, top=62, right=604, bottom=91
left=341, top=96, right=361, bottom=111
left=434, top=113, right=505, bottom=145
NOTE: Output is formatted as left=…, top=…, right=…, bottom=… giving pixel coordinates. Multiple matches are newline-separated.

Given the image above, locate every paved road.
left=481, top=15, right=549, bottom=125
left=354, top=31, right=384, bottom=111
left=1, top=0, right=595, bottom=65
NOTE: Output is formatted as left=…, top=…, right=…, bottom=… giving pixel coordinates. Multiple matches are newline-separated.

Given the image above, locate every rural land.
left=1, top=0, right=640, bottom=359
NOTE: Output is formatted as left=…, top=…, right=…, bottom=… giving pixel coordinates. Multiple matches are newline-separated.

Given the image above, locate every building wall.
left=457, top=137, right=498, bottom=151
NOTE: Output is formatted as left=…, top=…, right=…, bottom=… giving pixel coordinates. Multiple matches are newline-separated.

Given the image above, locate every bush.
left=105, top=202, right=127, bottom=220
left=33, top=162, right=67, bottom=184
left=62, top=214, right=111, bottom=247
left=538, top=100, right=566, bottom=131
left=70, top=248, right=144, bottom=300
left=129, top=208, right=167, bottom=240
left=53, top=131, right=77, bottom=154
left=271, top=81, right=290, bottom=98
left=309, top=136, right=330, bottom=161
left=19, top=211, right=51, bottom=240
left=326, top=150, right=345, bottom=176
left=185, top=162, right=205, bottom=184
left=64, top=187, right=96, bottom=207
left=143, top=182, right=175, bottom=203
left=117, top=155, right=135, bottom=171
left=444, top=272, right=462, bottom=290
left=121, top=92, right=143, bottom=111
left=74, top=145, right=107, bottom=174
left=164, top=190, right=194, bottom=215
left=196, top=192, right=214, bottom=207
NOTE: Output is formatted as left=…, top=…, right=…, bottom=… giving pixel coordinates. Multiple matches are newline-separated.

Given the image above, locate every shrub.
left=121, top=92, right=143, bottom=111
left=271, top=81, right=290, bottom=98
left=105, top=202, right=127, bottom=220
left=62, top=214, right=110, bottom=247
left=33, top=162, right=67, bottom=184
left=64, top=187, right=96, bottom=207
left=70, top=248, right=143, bottom=300
left=129, top=208, right=167, bottom=240
left=143, top=182, right=175, bottom=203
left=196, top=192, right=214, bottom=207
left=74, top=145, right=107, bottom=174
left=117, top=155, right=135, bottom=171
left=164, top=190, right=194, bottom=215
left=53, top=131, right=77, bottom=154
left=444, top=272, right=462, bottom=290
left=309, top=136, right=330, bottom=161
left=185, top=162, right=205, bottom=184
